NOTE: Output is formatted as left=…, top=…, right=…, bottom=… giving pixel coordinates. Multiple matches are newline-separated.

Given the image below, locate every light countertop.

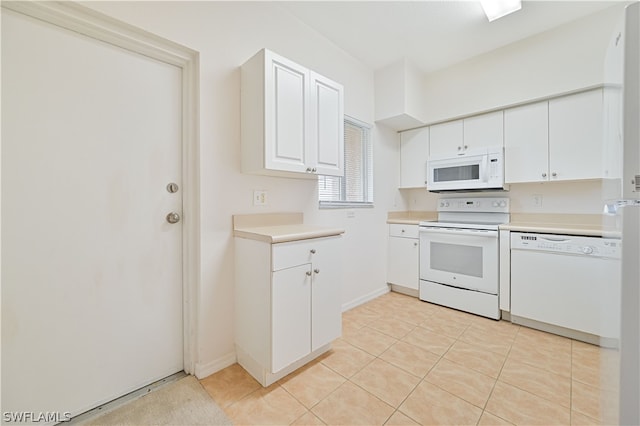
left=387, top=211, right=437, bottom=225
left=233, top=213, right=345, bottom=243
left=499, top=213, right=620, bottom=238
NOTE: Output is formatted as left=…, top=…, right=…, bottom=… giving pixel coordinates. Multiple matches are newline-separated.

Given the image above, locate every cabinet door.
left=429, top=120, right=463, bottom=157
left=264, top=51, right=309, bottom=174
left=463, top=111, right=504, bottom=151
left=549, top=89, right=604, bottom=181
left=271, top=263, right=311, bottom=373
left=504, top=101, right=549, bottom=183
left=310, top=237, right=342, bottom=351
left=310, top=72, right=344, bottom=177
left=400, top=127, right=429, bottom=188
left=387, top=236, right=419, bottom=290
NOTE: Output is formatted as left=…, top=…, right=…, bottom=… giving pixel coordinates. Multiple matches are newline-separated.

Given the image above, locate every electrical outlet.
left=253, top=190, right=268, bottom=206
left=533, top=194, right=543, bottom=207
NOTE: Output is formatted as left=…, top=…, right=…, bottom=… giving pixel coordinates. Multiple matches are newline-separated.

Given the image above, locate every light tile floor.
left=200, top=292, right=620, bottom=425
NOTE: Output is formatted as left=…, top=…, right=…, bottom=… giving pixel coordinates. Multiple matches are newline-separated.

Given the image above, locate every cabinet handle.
left=542, top=172, right=547, bottom=178
left=306, top=271, right=312, bottom=277
left=314, top=268, right=320, bottom=274
left=310, top=249, right=316, bottom=254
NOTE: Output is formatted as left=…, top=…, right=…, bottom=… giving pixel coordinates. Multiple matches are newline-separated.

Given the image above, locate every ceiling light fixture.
left=480, top=0, right=522, bottom=22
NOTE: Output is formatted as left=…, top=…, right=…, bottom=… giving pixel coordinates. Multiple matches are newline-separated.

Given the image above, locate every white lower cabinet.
left=387, top=224, right=419, bottom=293
left=235, top=235, right=342, bottom=386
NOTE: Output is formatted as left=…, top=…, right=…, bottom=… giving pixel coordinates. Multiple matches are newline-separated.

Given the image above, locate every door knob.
left=166, top=212, right=181, bottom=224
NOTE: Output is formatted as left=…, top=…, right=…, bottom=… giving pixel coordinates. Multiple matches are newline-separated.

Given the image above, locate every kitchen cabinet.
left=387, top=224, right=419, bottom=293
left=241, top=49, right=344, bottom=178
left=504, top=101, right=549, bottom=183
left=549, top=89, right=604, bottom=181
left=235, top=235, right=342, bottom=386
left=429, top=120, right=462, bottom=157
left=399, top=127, right=429, bottom=188
left=505, top=89, right=607, bottom=183
left=429, top=111, right=503, bottom=157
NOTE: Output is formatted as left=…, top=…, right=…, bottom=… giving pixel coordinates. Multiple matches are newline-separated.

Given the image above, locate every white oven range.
left=419, top=197, right=510, bottom=320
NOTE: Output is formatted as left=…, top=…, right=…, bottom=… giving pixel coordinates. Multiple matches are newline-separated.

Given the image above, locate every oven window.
left=433, top=164, right=480, bottom=182
left=430, top=242, right=483, bottom=278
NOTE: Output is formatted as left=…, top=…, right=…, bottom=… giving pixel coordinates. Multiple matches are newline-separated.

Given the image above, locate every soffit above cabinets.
left=277, top=1, right=623, bottom=74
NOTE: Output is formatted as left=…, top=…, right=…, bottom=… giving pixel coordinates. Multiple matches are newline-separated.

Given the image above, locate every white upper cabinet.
left=504, top=101, right=550, bottom=183
left=463, top=111, right=504, bottom=152
left=429, top=111, right=503, bottom=158
left=399, top=127, right=429, bottom=188
left=310, top=72, right=344, bottom=176
left=505, top=89, right=609, bottom=183
left=429, top=120, right=462, bottom=157
left=549, top=89, right=604, bottom=181
left=241, top=49, right=344, bottom=178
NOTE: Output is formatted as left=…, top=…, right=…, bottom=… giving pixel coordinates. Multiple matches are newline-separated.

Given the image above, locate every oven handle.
left=419, top=227, right=498, bottom=238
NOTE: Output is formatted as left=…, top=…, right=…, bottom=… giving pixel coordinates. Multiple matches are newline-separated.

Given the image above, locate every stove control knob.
left=443, top=202, right=450, bottom=207
left=492, top=201, right=499, bottom=207
left=582, top=246, right=594, bottom=255
left=499, top=201, right=507, bottom=207
left=439, top=202, right=445, bottom=207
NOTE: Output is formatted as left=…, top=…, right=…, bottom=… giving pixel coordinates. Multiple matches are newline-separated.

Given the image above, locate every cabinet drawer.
left=272, top=237, right=338, bottom=271
left=389, top=224, right=419, bottom=238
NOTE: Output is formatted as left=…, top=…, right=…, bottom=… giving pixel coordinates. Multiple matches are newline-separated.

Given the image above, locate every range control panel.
left=438, top=197, right=509, bottom=213
left=511, top=232, right=621, bottom=259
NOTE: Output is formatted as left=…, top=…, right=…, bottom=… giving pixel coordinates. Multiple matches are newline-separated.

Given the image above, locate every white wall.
left=83, top=1, right=397, bottom=377
left=421, top=3, right=626, bottom=124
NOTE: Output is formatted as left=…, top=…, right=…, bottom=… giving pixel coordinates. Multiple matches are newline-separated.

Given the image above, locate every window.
left=319, top=117, right=373, bottom=208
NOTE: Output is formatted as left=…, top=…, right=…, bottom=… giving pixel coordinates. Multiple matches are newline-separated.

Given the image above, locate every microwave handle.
left=482, top=154, right=489, bottom=183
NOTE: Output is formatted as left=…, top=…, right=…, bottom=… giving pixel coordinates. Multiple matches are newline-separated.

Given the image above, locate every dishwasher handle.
left=537, top=236, right=572, bottom=243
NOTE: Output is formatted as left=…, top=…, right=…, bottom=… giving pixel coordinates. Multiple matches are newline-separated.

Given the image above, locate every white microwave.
left=426, top=147, right=506, bottom=192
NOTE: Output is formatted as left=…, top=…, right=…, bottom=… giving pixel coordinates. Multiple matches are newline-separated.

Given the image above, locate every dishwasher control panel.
left=510, top=232, right=621, bottom=259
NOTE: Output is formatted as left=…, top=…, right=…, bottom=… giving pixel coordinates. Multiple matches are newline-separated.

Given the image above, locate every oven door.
left=419, top=227, right=499, bottom=294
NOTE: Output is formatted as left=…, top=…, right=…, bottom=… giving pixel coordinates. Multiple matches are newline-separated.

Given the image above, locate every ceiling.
left=277, top=1, right=626, bottom=74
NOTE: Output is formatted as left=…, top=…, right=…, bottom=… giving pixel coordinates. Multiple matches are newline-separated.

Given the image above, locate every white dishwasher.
left=510, top=232, right=621, bottom=346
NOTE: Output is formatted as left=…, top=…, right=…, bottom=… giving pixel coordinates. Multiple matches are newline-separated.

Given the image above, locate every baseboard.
left=194, top=351, right=237, bottom=379
left=342, top=285, right=390, bottom=312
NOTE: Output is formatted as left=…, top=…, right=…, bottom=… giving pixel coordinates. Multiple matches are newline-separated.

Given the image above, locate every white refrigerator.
left=618, top=2, right=640, bottom=424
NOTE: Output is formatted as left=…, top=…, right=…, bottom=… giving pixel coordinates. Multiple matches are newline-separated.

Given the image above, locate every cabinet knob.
left=457, top=146, right=462, bottom=151
left=314, top=268, right=320, bottom=274
left=306, top=271, right=312, bottom=277
left=542, top=172, right=547, bottom=178
left=401, top=229, right=405, bottom=233
left=310, top=249, right=316, bottom=254
left=414, top=242, right=418, bottom=247
left=306, top=167, right=312, bottom=173
left=552, top=172, right=557, bottom=178
left=312, top=167, right=317, bottom=173
left=464, top=145, right=468, bottom=150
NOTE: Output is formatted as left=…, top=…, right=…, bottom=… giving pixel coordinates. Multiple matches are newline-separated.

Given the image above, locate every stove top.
left=420, top=197, right=511, bottom=231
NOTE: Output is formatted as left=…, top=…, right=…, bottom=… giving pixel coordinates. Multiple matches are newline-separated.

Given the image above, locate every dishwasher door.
left=511, top=247, right=621, bottom=341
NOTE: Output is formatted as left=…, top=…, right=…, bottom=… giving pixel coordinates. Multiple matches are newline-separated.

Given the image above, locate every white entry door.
left=2, top=9, right=184, bottom=417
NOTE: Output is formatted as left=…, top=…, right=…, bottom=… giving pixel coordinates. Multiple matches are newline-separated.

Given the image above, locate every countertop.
left=233, top=213, right=345, bottom=243
left=499, top=213, right=620, bottom=238
left=386, top=211, right=619, bottom=237
left=387, top=211, right=437, bottom=225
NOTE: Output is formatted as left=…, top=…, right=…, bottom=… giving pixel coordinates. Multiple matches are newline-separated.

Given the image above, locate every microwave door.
left=429, top=155, right=487, bottom=191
